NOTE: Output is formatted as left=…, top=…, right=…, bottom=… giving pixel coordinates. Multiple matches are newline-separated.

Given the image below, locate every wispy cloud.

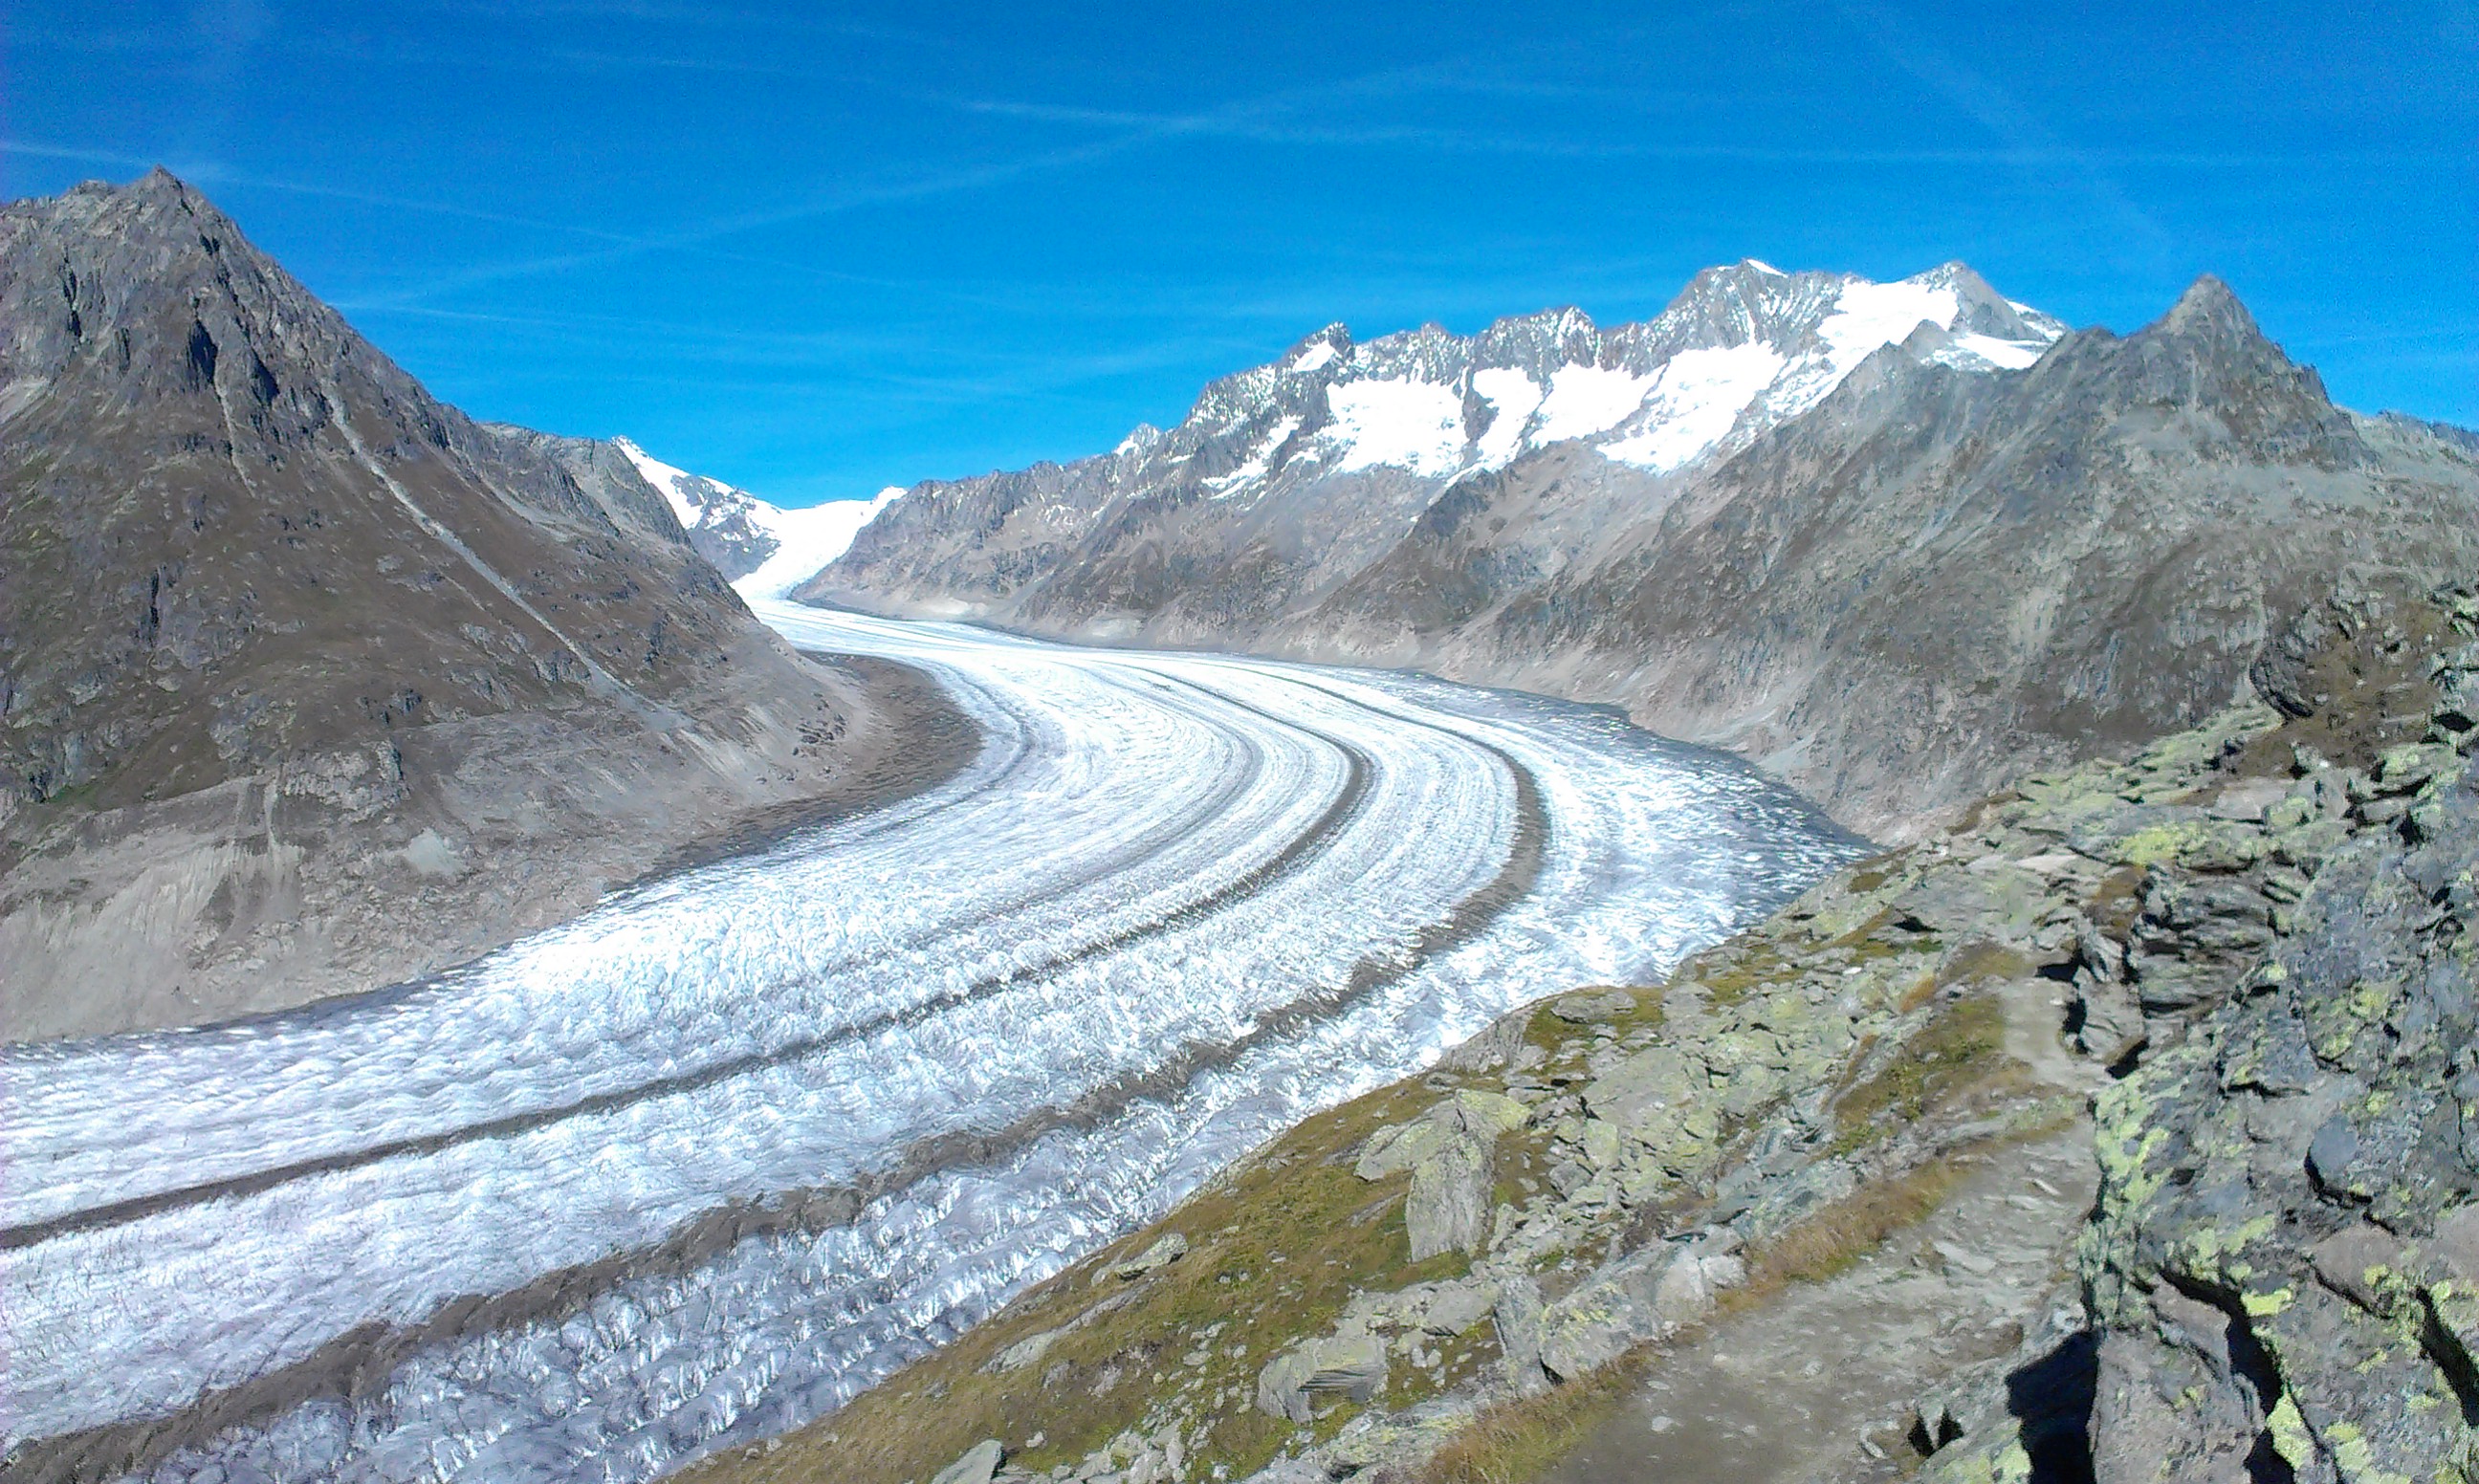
left=339, top=69, right=1409, bottom=308
left=1829, top=0, right=2177, bottom=264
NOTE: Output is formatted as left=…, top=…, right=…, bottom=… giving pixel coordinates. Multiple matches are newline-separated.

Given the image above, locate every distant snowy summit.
left=615, top=438, right=901, bottom=600
left=1130, top=259, right=2067, bottom=498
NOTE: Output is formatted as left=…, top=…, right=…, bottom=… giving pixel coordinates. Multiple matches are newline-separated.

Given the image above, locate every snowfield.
left=1, top=605, right=1859, bottom=1484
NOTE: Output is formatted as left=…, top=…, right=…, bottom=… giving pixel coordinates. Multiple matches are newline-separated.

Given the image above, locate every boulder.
left=1406, top=1137, right=1492, bottom=1260
left=1419, top=1281, right=1496, bottom=1336
left=1355, top=1119, right=1452, bottom=1180
left=986, top=1327, right=1062, bottom=1373
left=1254, top=1335, right=1389, bottom=1423
left=1536, top=1236, right=1744, bottom=1381
left=1096, top=1232, right=1187, bottom=1284
left=930, top=1439, right=1005, bottom=1484
left=1490, top=1275, right=1550, bottom=1394
left=1550, top=988, right=1636, bottom=1022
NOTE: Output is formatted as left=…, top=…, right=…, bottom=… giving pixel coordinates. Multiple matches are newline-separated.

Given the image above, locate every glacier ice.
left=0, top=604, right=1860, bottom=1482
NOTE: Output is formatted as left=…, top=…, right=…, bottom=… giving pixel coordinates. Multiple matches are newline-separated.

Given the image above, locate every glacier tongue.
left=616, top=438, right=902, bottom=599
left=0, top=605, right=1860, bottom=1484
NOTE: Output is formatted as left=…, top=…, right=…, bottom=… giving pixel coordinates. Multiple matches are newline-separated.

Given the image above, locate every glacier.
left=0, top=605, right=1861, bottom=1483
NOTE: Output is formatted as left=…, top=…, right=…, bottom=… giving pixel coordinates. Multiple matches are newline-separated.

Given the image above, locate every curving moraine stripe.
left=0, top=709, right=1367, bottom=1255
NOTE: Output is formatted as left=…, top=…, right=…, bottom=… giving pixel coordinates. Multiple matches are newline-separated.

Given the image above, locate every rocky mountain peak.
left=2112, top=273, right=2367, bottom=467
left=0, top=171, right=789, bottom=807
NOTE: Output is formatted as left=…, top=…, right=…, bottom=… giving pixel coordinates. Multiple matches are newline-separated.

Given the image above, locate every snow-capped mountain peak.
left=615, top=438, right=902, bottom=600
left=1123, top=261, right=2065, bottom=502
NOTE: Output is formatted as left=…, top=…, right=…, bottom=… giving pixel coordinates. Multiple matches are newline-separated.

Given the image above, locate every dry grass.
left=1418, top=1353, right=1648, bottom=1484
left=1832, top=992, right=2008, bottom=1152
left=1418, top=1151, right=1981, bottom=1484
left=1746, top=1158, right=1967, bottom=1287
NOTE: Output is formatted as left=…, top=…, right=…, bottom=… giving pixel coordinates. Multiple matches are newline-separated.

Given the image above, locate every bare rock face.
left=0, top=171, right=910, bottom=1039
left=801, top=267, right=2479, bottom=840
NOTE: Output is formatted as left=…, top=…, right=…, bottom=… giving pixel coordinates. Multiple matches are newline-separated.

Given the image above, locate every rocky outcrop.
left=1913, top=591, right=2479, bottom=1484
left=0, top=171, right=934, bottom=1038
left=801, top=268, right=2479, bottom=840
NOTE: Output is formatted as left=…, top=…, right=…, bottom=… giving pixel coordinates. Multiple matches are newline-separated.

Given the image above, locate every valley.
left=0, top=604, right=1854, bottom=1483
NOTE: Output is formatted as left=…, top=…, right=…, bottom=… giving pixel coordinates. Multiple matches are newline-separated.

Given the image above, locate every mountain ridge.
left=800, top=262, right=2479, bottom=839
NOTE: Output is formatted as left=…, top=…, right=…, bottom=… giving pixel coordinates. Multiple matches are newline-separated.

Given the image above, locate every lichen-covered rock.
left=1535, top=1234, right=1743, bottom=1381
left=2078, top=752, right=2479, bottom=1482
left=1359, top=1090, right=1531, bottom=1259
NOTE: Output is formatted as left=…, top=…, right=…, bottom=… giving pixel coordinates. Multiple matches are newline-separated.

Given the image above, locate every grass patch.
left=2227, top=591, right=2456, bottom=778
left=1831, top=993, right=2008, bottom=1153
left=2086, top=864, right=2148, bottom=935
left=1420, top=1124, right=2057, bottom=1484
left=1696, top=943, right=1790, bottom=1008
left=1418, top=1352, right=1648, bottom=1484
left=1745, top=1159, right=1967, bottom=1286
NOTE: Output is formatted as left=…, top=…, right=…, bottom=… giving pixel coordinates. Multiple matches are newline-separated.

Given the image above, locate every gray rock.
left=932, top=1440, right=1005, bottom=1484
left=1536, top=1238, right=1744, bottom=1381
left=0, top=171, right=909, bottom=1041
left=1418, top=1282, right=1496, bottom=1336
left=1254, top=1335, right=1389, bottom=1423
left=2081, top=712, right=2479, bottom=1483
left=1549, top=989, right=1635, bottom=1022
left=1096, top=1233, right=1187, bottom=1284
left=1405, top=1139, right=1492, bottom=1260
left=986, top=1328, right=1063, bottom=1373
left=1491, top=1274, right=1549, bottom=1394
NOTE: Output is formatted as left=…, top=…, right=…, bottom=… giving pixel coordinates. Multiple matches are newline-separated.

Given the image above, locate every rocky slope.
left=0, top=171, right=949, bottom=1040
left=800, top=265, right=2479, bottom=839
left=687, top=582, right=2479, bottom=1484
left=614, top=437, right=902, bottom=600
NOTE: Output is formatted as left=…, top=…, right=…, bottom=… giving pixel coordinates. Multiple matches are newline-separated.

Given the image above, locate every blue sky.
left=7, top=2, right=2472, bottom=505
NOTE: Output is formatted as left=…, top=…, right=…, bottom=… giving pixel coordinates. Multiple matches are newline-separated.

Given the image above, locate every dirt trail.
left=1543, top=975, right=2107, bottom=1484
left=1543, top=1126, right=2095, bottom=1484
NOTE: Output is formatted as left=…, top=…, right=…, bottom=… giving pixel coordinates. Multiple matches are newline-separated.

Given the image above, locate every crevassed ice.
left=3, top=605, right=1861, bottom=1484
left=1325, top=378, right=1468, bottom=477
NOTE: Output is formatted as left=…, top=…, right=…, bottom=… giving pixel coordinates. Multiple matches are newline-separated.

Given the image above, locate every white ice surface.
left=1, top=606, right=1858, bottom=1484
left=1816, top=279, right=1961, bottom=371
left=1204, top=417, right=1302, bottom=497
left=1531, top=364, right=1656, bottom=446
left=1941, top=333, right=2048, bottom=371
left=1289, top=340, right=1337, bottom=374
left=1324, top=378, right=1469, bottom=477
left=1471, top=367, right=1545, bottom=467
left=732, top=489, right=906, bottom=600
left=615, top=437, right=707, bottom=530
left=1599, top=342, right=1788, bottom=471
